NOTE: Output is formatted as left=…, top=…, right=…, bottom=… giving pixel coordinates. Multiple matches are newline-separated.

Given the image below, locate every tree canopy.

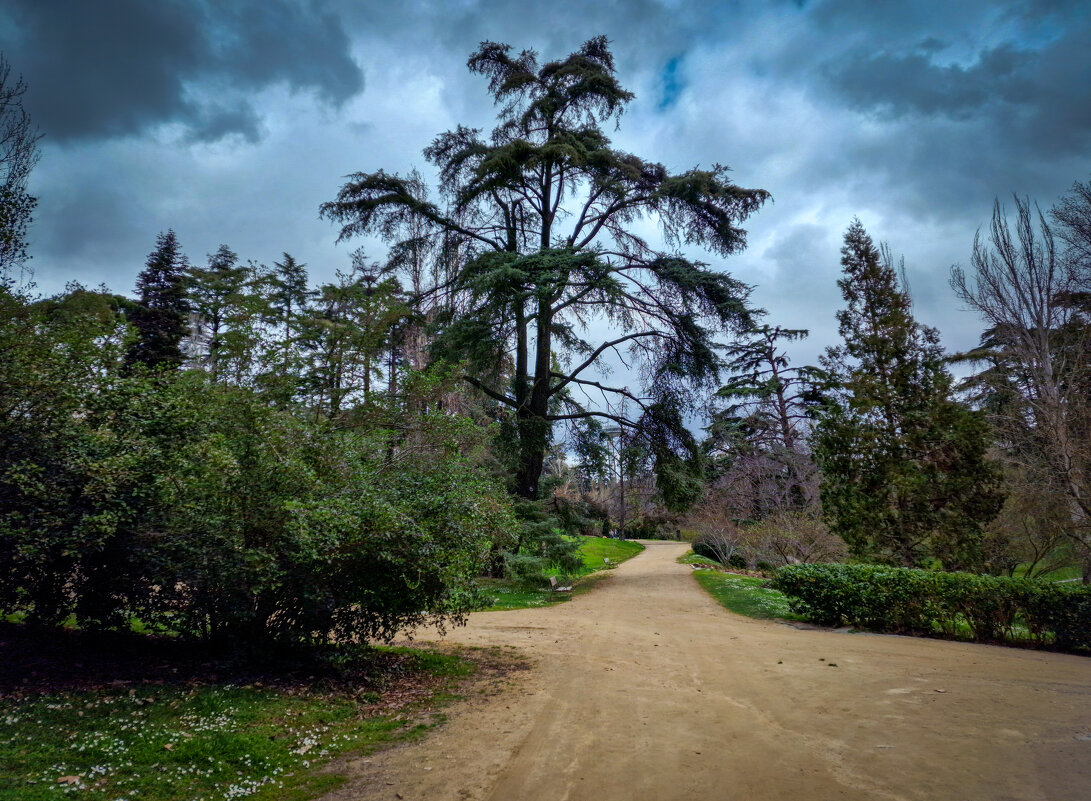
left=320, top=37, right=769, bottom=499
left=814, top=220, right=1003, bottom=568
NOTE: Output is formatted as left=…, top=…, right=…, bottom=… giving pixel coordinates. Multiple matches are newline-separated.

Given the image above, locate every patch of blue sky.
left=658, top=56, right=685, bottom=111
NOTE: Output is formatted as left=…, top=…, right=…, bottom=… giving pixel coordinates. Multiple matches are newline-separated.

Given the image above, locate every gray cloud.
left=9, top=0, right=1091, bottom=375
left=823, top=43, right=1031, bottom=120
left=1, top=0, right=362, bottom=143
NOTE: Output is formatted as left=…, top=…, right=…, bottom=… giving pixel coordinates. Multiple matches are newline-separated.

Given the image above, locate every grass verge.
left=677, top=551, right=719, bottom=567
left=0, top=631, right=519, bottom=801
left=571, top=537, right=645, bottom=576
left=693, top=571, right=806, bottom=621
left=478, top=536, right=644, bottom=611
left=677, top=551, right=805, bottom=622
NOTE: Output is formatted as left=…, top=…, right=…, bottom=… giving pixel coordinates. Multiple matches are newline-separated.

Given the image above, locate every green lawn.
left=1012, top=563, right=1083, bottom=582
left=677, top=551, right=720, bottom=567
left=571, top=536, right=644, bottom=576
left=478, top=536, right=644, bottom=611
left=0, top=647, right=472, bottom=801
left=681, top=551, right=805, bottom=621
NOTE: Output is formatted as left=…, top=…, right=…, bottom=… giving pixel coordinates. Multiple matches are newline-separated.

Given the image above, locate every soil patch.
left=328, top=541, right=1091, bottom=801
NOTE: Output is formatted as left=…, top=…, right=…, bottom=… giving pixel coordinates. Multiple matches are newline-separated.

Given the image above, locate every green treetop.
left=125, top=230, right=190, bottom=372
left=321, top=37, right=769, bottom=500
left=813, top=220, right=1003, bottom=569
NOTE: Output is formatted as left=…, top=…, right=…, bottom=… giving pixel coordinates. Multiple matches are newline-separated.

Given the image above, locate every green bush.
left=771, top=563, right=1091, bottom=653
left=0, top=294, right=518, bottom=645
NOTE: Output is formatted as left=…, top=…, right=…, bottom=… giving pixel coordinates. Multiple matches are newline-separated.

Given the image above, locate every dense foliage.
left=0, top=281, right=516, bottom=645
left=772, top=563, right=1091, bottom=652
left=813, top=221, right=1004, bottom=569
left=320, top=37, right=768, bottom=503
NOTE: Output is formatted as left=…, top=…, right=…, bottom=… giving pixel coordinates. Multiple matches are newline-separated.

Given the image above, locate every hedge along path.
left=324, top=541, right=1091, bottom=801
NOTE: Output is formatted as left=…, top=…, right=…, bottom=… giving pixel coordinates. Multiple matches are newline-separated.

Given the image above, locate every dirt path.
left=326, top=540, right=1091, bottom=801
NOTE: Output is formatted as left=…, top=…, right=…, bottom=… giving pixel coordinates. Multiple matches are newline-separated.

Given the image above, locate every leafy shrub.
left=771, top=563, right=1091, bottom=652
left=502, top=552, right=550, bottom=582
left=0, top=310, right=518, bottom=646
left=502, top=499, right=583, bottom=581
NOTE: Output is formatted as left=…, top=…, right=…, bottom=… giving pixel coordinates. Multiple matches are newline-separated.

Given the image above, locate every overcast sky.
left=3, top=0, right=1090, bottom=369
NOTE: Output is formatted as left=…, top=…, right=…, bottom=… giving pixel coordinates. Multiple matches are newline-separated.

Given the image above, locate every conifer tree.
left=813, top=220, right=1003, bottom=568
left=321, top=37, right=768, bottom=500
left=300, top=256, right=408, bottom=418
left=267, top=252, right=311, bottom=357
left=125, top=230, right=189, bottom=371
left=708, top=324, right=819, bottom=514
left=185, top=244, right=249, bottom=379
left=250, top=252, right=313, bottom=403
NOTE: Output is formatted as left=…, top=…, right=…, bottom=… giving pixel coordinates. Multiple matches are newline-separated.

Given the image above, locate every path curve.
left=326, top=540, right=1091, bottom=801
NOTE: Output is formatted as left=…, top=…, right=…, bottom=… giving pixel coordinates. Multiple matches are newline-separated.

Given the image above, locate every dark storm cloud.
left=824, top=43, right=1032, bottom=120
left=1, top=0, right=362, bottom=143
left=715, top=0, right=1091, bottom=234
left=822, top=26, right=1091, bottom=157
left=12, top=0, right=1091, bottom=370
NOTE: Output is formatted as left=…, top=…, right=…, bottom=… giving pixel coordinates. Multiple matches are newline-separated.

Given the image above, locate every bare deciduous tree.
left=952, top=194, right=1091, bottom=580
left=0, top=53, right=42, bottom=274
left=751, top=508, right=848, bottom=566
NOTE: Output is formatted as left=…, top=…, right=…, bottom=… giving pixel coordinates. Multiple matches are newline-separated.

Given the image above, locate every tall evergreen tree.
left=244, top=252, right=314, bottom=403
left=713, top=324, right=817, bottom=452
left=185, top=244, right=249, bottom=380
left=321, top=37, right=768, bottom=500
left=300, top=257, right=408, bottom=418
left=813, top=220, right=1003, bottom=568
left=125, top=230, right=190, bottom=371
left=707, top=324, right=819, bottom=515
left=266, top=252, right=312, bottom=357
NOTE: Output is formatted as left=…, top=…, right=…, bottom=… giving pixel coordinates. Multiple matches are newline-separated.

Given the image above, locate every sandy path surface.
left=325, top=540, right=1091, bottom=801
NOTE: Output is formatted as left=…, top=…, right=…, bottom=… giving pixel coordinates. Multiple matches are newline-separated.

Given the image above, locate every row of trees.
left=685, top=184, right=1090, bottom=582
left=1, top=37, right=778, bottom=638
left=0, top=273, right=517, bottom=642
left=3, top=32, right=1088, bottom=653
left=120, top=230, right=415, bottom=418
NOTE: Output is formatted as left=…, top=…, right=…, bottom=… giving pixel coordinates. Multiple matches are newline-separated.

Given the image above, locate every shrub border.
left=771, top=563, right=1091, bottom=653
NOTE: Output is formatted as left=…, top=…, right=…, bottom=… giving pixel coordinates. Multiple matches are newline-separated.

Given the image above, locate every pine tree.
left=813, top=220, right=1003, bottom=568
left=321, top=37, right=768, bottom=500
left=185, top=244, right=249, bottom=379
left=708, top=324, right=819, bottom=515
left=252, top=252, right=313, bottom=403
left=267, top=252, right=311, bottom=357
left=299, top=256, right=409, bottom=418
left=125, top=230, right=190, bottom=371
